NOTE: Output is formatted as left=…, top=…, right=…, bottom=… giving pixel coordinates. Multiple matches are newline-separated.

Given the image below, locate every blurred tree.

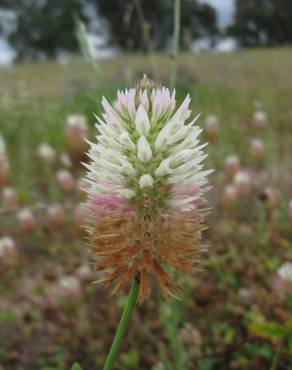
left=1, top=0, right=218, bottom=59
left=0, top=0, right=13, bottom=34
left=0, top=0, right=10, bottom=6
left=229, top=0, right=292, bottom=46
left=5, top=0, right=87, bottom=60
left=94, top=0, right=218, bottom=51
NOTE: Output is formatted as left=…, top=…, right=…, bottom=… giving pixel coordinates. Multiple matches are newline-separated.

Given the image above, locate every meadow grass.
left=1, top=48, right=291, bottom=202
left=0, top=48, right=292, bottom=370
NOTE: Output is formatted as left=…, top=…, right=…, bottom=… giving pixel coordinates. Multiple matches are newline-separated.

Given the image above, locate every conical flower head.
left=85, top=77, right=212, bottom=302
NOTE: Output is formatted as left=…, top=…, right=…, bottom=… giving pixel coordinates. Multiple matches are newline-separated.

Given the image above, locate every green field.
left=1, top=49, right=292, bottom=195
left=0, top=49, right=292, bottom=370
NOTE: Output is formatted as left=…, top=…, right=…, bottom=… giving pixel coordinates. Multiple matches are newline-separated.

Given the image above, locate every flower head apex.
left=85, top=77, right=212, bottom=302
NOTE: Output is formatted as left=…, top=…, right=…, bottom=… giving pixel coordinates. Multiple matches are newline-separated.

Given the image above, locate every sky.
left=0, top=9, right=16, bottom=66
left=0, top=39, right=15, bottom=65
left=200, top=0, right=235, bottom=28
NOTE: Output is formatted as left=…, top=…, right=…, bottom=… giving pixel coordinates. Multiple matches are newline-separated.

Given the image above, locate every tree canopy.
left=228, top=0, right=292, bottom=46
left=1, top=0, right=87, bottom=60
left=3, top=0, right=292, bottom=60
left=95, top=0, right=218, bottom=51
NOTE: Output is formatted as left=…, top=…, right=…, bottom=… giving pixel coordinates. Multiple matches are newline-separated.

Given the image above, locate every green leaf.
left=71, top=363, right=83, bottom=370
left=120, top=349, right=139, bottom=367
left=265, top=257, right=280, bottom=271
left=248, top=322, right=285, bottom=340
left=198, top=357, right=220, bottom=370
left=287, top=334, right=292, bottom=352
left=286, top=294, right=292, bottom=306
left=285, top=319, right=292, bottom=331
left=0, top=309, right=17, bottom=321
left=244, top=342, right=273, bottom=359
left=224, top=327, right=236, bottom=344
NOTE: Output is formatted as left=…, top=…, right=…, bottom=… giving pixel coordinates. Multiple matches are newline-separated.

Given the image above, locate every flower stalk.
left=170, top=0, right=181, bottom=89
left=103, top=276, right=140, bottom=370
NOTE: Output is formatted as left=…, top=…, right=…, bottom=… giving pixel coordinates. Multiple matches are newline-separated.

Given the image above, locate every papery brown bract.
left=89, top=209, right=206, bottom=303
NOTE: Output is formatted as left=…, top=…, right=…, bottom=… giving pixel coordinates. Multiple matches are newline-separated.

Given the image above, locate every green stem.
left=270, top=340, right=282, bottom=370
left=170, top=0, right=181, bottom=89
left=103, top=277, right=140, bottom=370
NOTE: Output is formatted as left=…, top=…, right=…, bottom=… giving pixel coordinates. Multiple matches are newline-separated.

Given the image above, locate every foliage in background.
left=228, top=0, right=292, bottom=46
left=0, top=0, right=217, bottom=59
left=96, top=0, right=217, bottom=51
left=2, top=0, right=292, bottom=59
left=1, top=0, right=87, bottom=60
